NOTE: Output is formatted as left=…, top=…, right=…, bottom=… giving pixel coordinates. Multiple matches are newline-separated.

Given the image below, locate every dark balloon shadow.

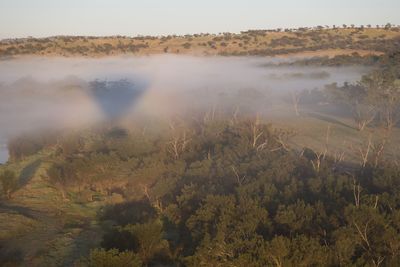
left=88, top=78, right=148, bottom=119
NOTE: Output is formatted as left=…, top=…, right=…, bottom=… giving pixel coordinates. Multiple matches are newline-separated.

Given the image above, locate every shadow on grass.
left=0, top=203, right=38, bottom=220
left=306, top=112, right=356, bottom=130
left=0, top=245, right=23, bottom=266
left=19, top=159, right=41, bottom=187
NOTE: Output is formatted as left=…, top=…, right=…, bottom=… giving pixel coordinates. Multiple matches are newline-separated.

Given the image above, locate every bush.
left=182, top=42, right=191, bottom=49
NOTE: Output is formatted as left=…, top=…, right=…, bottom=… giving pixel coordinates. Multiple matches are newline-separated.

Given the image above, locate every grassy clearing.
left=265, top=103, right=400, bottom=165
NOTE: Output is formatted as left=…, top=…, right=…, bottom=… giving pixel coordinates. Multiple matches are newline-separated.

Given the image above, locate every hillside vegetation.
left=1, top=26, right=400, bottom=58
left=1, top=113, right=400, bottom=266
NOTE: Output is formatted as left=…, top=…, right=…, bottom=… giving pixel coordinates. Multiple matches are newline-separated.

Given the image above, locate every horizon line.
left=1, top=23, right=399, bottom=41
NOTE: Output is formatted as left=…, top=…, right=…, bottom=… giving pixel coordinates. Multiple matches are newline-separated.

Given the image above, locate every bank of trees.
left=17, top=114, right=395, bottom=266
left=68, top=117, right=399, bottom=266
left=2, top=109, right=399, bottom=266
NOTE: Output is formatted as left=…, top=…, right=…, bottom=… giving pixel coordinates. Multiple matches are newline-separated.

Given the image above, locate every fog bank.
left=0, top=55, right=369, bottom=163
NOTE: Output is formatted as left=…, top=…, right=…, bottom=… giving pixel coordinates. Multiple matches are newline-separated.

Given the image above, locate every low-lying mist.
left=0, top=55, right=369, bottom=163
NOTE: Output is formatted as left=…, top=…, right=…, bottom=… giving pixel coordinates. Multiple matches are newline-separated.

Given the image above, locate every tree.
left=102, top=215, right=170, bottom=264
left=59, top=133, right=83, bottom=156
left=8, top=135, right=42, bottom=161
left=361, top=71, right=400, bottom=130
left=123, top=220, right=169, bottom=263
left=291, top=91, right=301, bottom=116
left=0, top=170, right=18, bottom=199
left=186, top=195, right=269, bottom=265
left=46, top=163, right=71, bottom=199
left=326, top=82, right=376, bottom=131
left=264, top=236, right=289, bottom=267
left=345, top=206, right=396, bottom=267
left=167, top=122, right=191, bottom=160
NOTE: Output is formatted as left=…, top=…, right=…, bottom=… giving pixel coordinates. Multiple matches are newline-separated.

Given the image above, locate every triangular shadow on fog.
left=88, top=78, right=148, bottom=119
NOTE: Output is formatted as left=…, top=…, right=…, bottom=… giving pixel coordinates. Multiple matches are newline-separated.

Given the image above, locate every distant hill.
left=1, top=27, right=400, bottom=58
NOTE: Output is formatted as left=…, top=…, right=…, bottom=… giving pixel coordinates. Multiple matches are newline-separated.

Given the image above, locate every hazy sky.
left=0, top=0, right=399, bottom=38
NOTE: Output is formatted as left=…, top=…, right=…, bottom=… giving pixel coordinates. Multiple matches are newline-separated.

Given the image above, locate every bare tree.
left=271, top=130, right=291, bottom=152
left=355, top=106, right=376, bottom=131
left=167, top=121, right=191, bottom=160
left=251, top=115, right=264, bottom=148
left=371, top=137, right=387, bottom=168
left=168, top=130, right=190, bottom=160
left=333, top=150, right=346, bottom=164
left=231, top=166, right=246, bottom=186
left=291, top=91, right=301, bottom=116
left=310, top=150, right=326, bottom=172
left=140, top=183, right=151, bottom=200
left=353, top=219, right=370, bottom=250
left=307, top=125, right=330, bottom=172
left=203, top=105, right=217, bottom=123
left=353, top=216, right=385, bottom=267
left=351, top=134, right=372, bottom=168
left=352, top=176, right=362, bottom=207
left=230, top=106, right=240, bottom=125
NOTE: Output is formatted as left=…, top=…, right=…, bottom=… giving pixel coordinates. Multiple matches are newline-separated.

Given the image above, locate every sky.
left=0, top=0, right=399, bottom=39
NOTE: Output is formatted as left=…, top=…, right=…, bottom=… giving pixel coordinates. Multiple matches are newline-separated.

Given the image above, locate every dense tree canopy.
left=18, top=115, right=396, bottom=266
